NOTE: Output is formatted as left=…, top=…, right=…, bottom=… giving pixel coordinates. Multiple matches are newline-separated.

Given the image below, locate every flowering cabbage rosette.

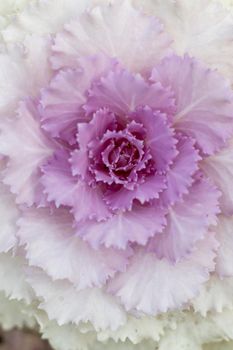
left=1, top=0, right=233, bottom=349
